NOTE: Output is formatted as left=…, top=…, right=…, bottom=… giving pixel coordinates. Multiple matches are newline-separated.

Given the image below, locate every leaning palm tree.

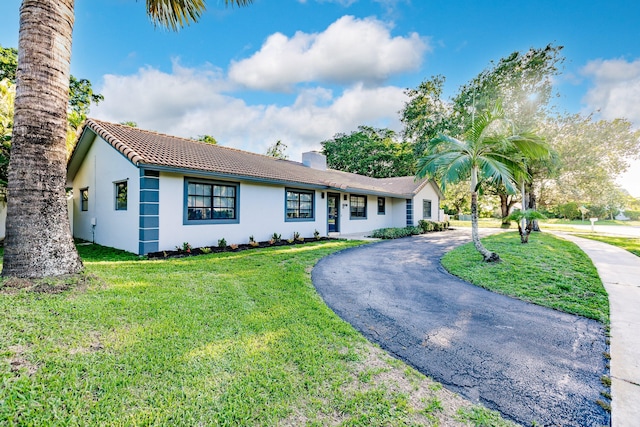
left=416, top=102, right=548, bottom=262
left=3, top=0, right=252, bottom=278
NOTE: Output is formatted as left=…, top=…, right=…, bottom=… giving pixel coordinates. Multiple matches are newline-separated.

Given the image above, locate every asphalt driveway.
left=312, top=229, right=610, bottom=426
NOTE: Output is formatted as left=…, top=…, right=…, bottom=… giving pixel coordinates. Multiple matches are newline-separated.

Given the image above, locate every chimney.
left=302, top=151, right=327, bottom=170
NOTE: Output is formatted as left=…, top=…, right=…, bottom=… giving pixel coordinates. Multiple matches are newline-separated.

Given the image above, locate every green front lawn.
left=0, top=242, right=507, bottom=426
left=441, top=232, right=609, bottom=323
left=545, top=218, right=640, bottom=227
left=449, top=218, right=640, bottom=229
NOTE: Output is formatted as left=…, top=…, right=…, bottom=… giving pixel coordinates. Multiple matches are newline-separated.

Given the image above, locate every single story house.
left=66, top=119, right=443, bottom=255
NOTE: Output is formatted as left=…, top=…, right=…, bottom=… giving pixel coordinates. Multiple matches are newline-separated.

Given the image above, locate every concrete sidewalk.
left=553, top=233, right=640, bottom=427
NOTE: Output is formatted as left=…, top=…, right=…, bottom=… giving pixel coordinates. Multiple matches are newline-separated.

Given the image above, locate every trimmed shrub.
left=371, top=222, right=450, bottom=240
left=418, top=220, right=449, bottom=233
left=407, top=226, right=422, bottom=235
left=371, top=226, right=419, bottom=239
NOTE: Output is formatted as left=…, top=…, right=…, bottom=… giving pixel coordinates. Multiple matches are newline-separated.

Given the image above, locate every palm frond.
left=426, top=133, right=469, bottom=154
left=442, top=155, right=471, bottom=188
left=478, top=155, right=517, bottom=193
left=466, top=101, right=506, bottom=142
left=507, top=132, right=550, bottom=160
left=147, top=0, right=252, bottom=31
left=417, top=150, right=470, bottom=191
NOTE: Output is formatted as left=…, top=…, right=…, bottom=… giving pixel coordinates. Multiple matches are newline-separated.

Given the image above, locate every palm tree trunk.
left=526, top=182, right=540, bottom=231
left=470, top=168, right=500, bottom=262
left=2, top=0, right=83, bottom=278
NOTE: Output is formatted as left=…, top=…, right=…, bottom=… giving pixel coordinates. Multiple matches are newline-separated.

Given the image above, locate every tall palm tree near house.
left=416, top=102, right=548, bottom=262
left=2, top=0, right=252, bottom=278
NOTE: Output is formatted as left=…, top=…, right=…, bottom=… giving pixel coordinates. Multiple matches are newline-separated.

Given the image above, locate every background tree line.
left=321, top=44, right=640, bottom=222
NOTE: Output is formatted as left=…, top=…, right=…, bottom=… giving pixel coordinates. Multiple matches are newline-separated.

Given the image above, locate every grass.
left=0, top=241, right=510, bottom=426
left=449, top=218, right=640, bottom=229
left=441, top=231, right=609, bottom=323
left=456, top=407, right=515, bottom=427
left=544, top=218, right=640, bottom=227
left=573, top=234, right=640, bottom=258
left=449, top=219, right=507, bottom=228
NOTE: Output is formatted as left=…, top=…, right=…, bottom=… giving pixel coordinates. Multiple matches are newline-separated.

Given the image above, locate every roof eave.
left=140, top=164, right=415, bottom=198
left=66, top=126, right=96, bottom=185
left=140, top=164, right=329, bottom=191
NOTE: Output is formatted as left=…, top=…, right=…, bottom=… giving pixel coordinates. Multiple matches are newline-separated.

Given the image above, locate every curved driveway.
left=312, top=229, right=610, bottom=427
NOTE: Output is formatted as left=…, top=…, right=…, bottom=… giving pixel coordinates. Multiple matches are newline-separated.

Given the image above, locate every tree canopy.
left=0, top=79, right=14, bottom=190
left=266, top=140, right=288, bottom=159
left=322, top=126, right=415, bottom=178
left=0, top=45, right=103, bottom=126
left=538, top=114, right=640, bottom=215
left=0, top=45, right=18, bottom=83
left=197, top=134, right=217, bottom=144
left=417, top=102, right=548, bottom=261
left=401, top=43, right=640, bottom=220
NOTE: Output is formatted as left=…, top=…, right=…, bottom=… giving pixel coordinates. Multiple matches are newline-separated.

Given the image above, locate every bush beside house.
left=370, top=220, right=450, bottom=239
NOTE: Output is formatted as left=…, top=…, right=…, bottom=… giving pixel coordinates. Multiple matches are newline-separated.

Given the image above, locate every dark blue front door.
left=328, top=193, right=339, bottom=232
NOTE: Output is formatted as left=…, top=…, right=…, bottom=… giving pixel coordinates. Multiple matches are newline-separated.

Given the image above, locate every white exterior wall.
left=157, top=172, right=329, bottom=250
left=389, top=198, right=409, bottom=228
left=71, top=136, right=139, bottom=253
left=411, top=182, right=441, bottom=226
left=68, top=137, right=443, bottom=254
left=153, top=180, right=440, bottom=251
left=336, top=194, right=398, bottom=234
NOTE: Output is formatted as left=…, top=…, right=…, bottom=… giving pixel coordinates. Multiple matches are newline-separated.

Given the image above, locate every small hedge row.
left=370, top=220, right=450, bottom=240
left=418, top=219, right=449, bottom=232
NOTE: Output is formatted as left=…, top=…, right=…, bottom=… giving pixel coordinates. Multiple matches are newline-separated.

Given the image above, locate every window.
left=377, top=197, right=386, bottom=215
left=423, top=199, right=432, bottom=219
left=350, top=195, right=367, bottom=219
left=115, top=181, right=127, bottom=210
left=185, top=179, right=239, bottom=223
left=286, top=189, right=314, bottom=221
left=80, top=188, right=88, bottom=211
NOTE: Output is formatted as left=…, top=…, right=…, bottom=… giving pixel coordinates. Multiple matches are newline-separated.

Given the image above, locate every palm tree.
left=416, top=102, right=548, bottom=262
left=2, top=0, right=252, bottom=278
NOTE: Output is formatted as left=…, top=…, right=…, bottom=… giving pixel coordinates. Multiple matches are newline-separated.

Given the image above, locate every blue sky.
left=1, top=0, right=639, bottom=195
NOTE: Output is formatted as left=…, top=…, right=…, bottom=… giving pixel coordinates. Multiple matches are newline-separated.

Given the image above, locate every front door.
left=327, top=193, right=340, bottom=233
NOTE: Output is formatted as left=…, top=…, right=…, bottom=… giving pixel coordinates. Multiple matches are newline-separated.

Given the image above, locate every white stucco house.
left=66, top=119, right=443, bottom=255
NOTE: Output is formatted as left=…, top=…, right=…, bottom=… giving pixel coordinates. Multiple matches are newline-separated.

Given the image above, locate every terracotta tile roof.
left=70, top=119, right=432, bottom=197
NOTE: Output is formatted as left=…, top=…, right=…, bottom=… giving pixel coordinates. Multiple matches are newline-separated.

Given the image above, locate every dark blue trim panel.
left=139, top=169, right=160, bottom=254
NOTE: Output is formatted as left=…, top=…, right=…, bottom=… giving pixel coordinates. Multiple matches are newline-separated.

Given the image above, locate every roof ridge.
left=86, top=118, right=145, bottom=165
left=87, top=118, right=296, bottom=164
left=74, top=119, right=433, bottom=197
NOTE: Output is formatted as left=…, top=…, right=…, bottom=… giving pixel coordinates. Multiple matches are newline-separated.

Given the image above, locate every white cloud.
left=228, top=15, right=429, bottom=91
left=91, top=15, right=425, bottom=161
left=92, top=63, right=408, bottom=160
left=581, top=58, right=640, bottom=197
left=581, top=58, right=640, bottom=124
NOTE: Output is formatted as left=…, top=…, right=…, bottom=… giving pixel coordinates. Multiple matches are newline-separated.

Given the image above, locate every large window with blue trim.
left=286, top=189, right=314, bottom=221
left=80, top=188, right=88, bottom=211
left=185, top=178, right=239, bottom=223
left=115, top=181, right=127, bottom=210
left=350, top=194, right=367, bottom=219
left=422, top=199, right=432, bottom=219
left=377, top=197, right=386, bottom=215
